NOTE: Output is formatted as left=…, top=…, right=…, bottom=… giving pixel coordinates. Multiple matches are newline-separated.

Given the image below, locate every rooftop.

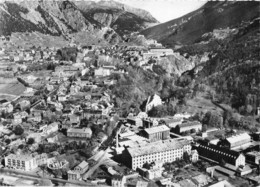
left=127, top=139, right=190, bottom=157
left=144, top=124, right=170, bottom=134
left=76, top=160, right=89, bottom=170
left=179, top=121, right=202, bottom=128
left=226, top=133, right=251, bottom=144
left=67, top=127, right=92, bottom=134
left=5, top=154, right=34, bottom=161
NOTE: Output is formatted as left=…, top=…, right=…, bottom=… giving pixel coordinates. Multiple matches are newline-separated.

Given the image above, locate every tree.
left=202, top=124, right=207, bottom=132
left=13, top=125, right=24, bottom=135
left=183, top=151, right=190, bottom=163
left=246, top=105, right=253, bottom=114
left=27, top=138, right=35, bottom=145
left=5, top=139, right=11, bottom=145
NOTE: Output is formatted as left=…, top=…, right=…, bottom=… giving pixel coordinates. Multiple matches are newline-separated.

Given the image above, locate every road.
left=83, top=148, right=109, bottom=180
left=0, top=168, right=104, bottom=186
left=83, top=121, right=123, bottom=180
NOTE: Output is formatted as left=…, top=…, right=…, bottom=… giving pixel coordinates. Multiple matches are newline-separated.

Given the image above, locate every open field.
left=0, top=82, right=26, bottom=96
left=186, top=95, right=223, bottom=114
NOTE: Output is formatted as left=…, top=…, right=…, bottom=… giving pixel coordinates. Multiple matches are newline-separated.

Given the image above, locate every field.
left=186, top=95, right=223, bottom=114
left=0, top=82, right=26, bottom=101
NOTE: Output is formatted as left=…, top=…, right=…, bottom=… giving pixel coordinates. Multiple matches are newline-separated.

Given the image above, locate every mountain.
left=141, top=1, right=260, bottom=47
left=0, top=0, right=158, bottom=40
left=0, top=0, right=95, bottom=36
left=74, top=0, right=159, bottom=36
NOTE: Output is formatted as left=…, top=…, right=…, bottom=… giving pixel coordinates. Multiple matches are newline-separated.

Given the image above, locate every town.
left=0, top=34, right=259, bottom=187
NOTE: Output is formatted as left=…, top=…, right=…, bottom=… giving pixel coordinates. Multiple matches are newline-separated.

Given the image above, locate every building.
left=218, top=133, right=251, bottom=149
left=67, top=128, right=92, bottom=138
left=5, top=154, right=38, bottom=171
left=68, top=161, right=89, bottom=181
left=34, top=153, right=48, bottom=166
left=138, top=160, right=164, bottom=180
left=143, top=125, right=170, bottom=142
left=41, top=122, right=59, bottom=136
left=245, top=151, right=260, bottom=165
left=149, top=48, right=174, bottom=56
left=127, top=117, right=143, bottom=127
left=94, top=67, right=111, bottom=77
left=124, top=139, right=191, bottom=170
left=145, top=94, right=162, bottom=112
left=163, top=118, right=183, bottom=129
left=111, top=175, right=126, bottom=187
left=190, top=150, right=199, bottom=163
left=175, top=121, right=202, bottom=134
left=195, top=142, right=245, bottom=167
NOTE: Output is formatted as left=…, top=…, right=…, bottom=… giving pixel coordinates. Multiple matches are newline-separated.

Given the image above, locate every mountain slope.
left=0, top=0, right=95, bottom=36
left=75, top=0, right=159, bottom=36
left=141, top=1, right=260, bottom=47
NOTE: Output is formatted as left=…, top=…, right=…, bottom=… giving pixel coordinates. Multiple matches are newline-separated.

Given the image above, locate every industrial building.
left=195, top=143, right=245, bottom=167
left=5, top=154, right=38, bottom=171
left=123, top=139, right=191, bottom=170
left=143, top=124, right=170, bottom=142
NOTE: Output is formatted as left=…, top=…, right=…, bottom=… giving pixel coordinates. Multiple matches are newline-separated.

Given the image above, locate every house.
left=158, top=178, right=178, bottom=187
left=68, top=161, right=89, bottom=181
left=123, top=139, right=191, bottom=170
left=127, top=117, right=143, bottom=127
left=0, top=103, right=13, bottom=113
left=178, top=179, right=196, bottom=187
left=195, top=142, right=245, bottom=167
left=111, top=175, right=126, bottom=187
left=245, top=151, right=260, bottom=165
left=94, top=67, right=111, bottom=77
left=145, top=94, right=162, bottom=112
left=69, top=114, right=80, bottom=125
left=5, top=154, right=38, bottom=171
left=190, top=150, right=199, bottom=163
left=149, top=48, right=174, bottom=55
left=138, top=160, right=164, bottom=180
left=217, top=133, right=251, bottom=150
left=191, top=174, right=210, bottom=187
left=67, top=128, right=92, bottom=139
left=143, top=118, right=159, bottom=128
left=143, top=125, right=170, bottom=142
left=27, top=112, right=42, bottom=122
left=34, top=153, right=48, bottom=166
left=58, top=94, right=67, bottom=102
left=163, top=118, right=183, bottom=129
left=175, top=121, right=202, bottom=134
left=41, top=122, right=59, bottom=136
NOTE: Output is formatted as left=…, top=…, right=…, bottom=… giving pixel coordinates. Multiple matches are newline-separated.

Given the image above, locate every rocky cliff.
left=75, top=0, right=159, bottom=36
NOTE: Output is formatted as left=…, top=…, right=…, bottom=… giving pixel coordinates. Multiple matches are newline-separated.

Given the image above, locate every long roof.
left=5, top=154, right=33, bottom=161
left=226, top=133, right=251, bottom=145
left=127, top=139, right=190, bottom=158
left=67, top=127, right=92, bottom=134
left=144, top=125, right=170, bottom=134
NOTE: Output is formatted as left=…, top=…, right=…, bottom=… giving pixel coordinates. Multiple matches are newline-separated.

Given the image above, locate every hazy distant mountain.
left=141, top=1, right=259, bottom=46
left=75, top=0, right=159, bottom=36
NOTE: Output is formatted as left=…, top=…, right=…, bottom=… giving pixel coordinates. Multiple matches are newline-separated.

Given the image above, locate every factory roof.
left=144, top=125, right=170, bottom=134
left=226, top=133, right=251, bottom=145
left=127, top=139, right=190, bottom=158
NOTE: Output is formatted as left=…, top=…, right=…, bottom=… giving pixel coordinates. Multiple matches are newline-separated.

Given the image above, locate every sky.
left=115, top=0, right=206, bottom=23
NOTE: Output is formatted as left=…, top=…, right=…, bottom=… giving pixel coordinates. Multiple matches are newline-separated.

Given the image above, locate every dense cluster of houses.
left=0, top=42, right=260, bottom=187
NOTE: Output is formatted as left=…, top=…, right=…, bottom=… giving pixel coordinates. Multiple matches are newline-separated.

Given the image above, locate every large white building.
left=5, top=154, right=38, bottom=171
left=67, top=127, right=92, bottom=138
left=124, top=139, right=191, bottom=170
